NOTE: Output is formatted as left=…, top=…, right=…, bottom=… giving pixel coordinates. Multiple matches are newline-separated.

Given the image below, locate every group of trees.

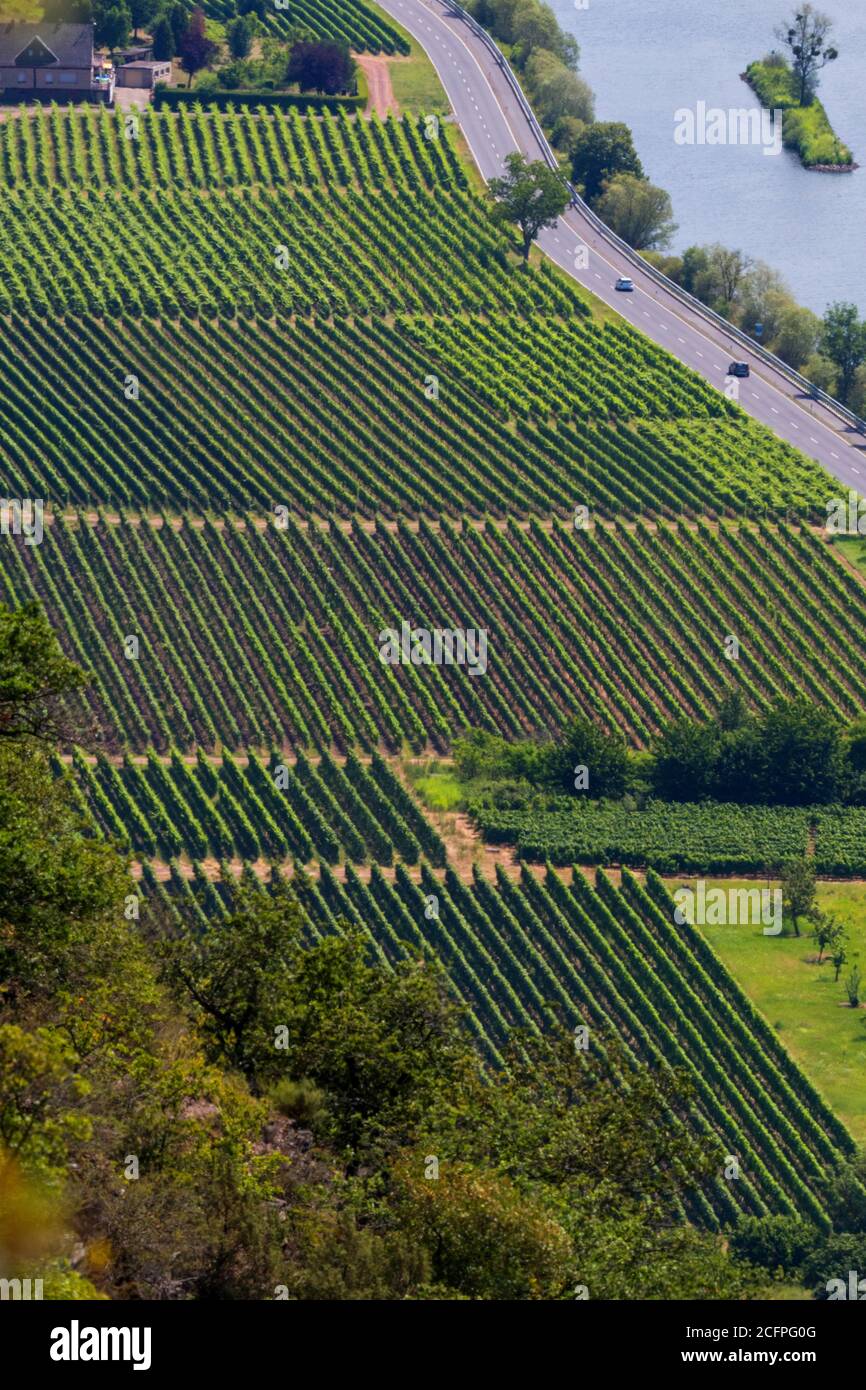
left=647, top=239, right=866, bottom=403
left=567, top=120, right=676, bottom=250
left=467, top=0, right=593, bottom=133
left=1, top=601, right=780, bottom=1301
left=454, top=717, right=630, bottom=798
left=456, top=694, right=866, bottom=810
left=651, top=695, right=866, bottom=808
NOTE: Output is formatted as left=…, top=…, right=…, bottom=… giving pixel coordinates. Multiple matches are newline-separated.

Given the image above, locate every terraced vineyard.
left=142, top=858, right=853, bottom=1227
left=0, top=106, right=836, bottom=519
left=63, top=748, right=445, bottom=867
left=2, top=63, right=861, bottom=1272
left=2, top=185, right=571, bottom=319
left=186, top=0, right=409, bottom=53
left=473, top=799, right=814, bottom=873
left=2, top=314, right=830, bottom=516
left=0, top=108, right=463, bottom=191
left=4, top=515, right=864, bottom=753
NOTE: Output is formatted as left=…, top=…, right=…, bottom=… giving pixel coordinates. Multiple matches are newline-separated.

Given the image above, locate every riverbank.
left=744, top=58, right=854, bottom=170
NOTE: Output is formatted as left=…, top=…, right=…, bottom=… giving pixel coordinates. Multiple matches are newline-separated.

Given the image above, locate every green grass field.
left=367, top=1, right=450, bottom=115
left=388, top=48, right=449, bottom=115
left=2, top=0, right=42, bottom=17
left=690, top=879, right=866, bottom=1143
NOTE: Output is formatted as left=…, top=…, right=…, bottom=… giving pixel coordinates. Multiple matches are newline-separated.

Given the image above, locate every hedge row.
left=154, top=89, right=366, bottom=113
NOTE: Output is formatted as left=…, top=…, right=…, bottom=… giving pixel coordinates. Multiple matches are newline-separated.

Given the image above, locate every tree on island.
left=776, top=4, right=838, bottom=104
left=488, top=151, right=570, bottom=264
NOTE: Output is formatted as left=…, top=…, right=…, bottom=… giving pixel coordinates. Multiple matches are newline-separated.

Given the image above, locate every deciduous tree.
left=488, top=151, right=570, bottom=262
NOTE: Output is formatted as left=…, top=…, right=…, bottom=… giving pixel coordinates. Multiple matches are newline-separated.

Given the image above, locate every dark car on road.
left=728, top=361, right=750, bottom=378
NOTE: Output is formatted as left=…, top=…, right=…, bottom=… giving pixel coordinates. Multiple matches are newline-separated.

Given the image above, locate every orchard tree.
left=832, top=940, right=849, bottom=983
left=776, top=4, right=838, bottom=104
left=781, top=858, right=816, bottom=938
left=809, top=910, right=845, bottom=964
left=488, top=151, right=570, bottom=263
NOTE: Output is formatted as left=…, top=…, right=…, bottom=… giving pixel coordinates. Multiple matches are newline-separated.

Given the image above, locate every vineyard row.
left=2, top=514, right=863, bottom=752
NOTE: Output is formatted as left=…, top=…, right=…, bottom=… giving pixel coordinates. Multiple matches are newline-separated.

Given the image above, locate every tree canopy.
left=488, top=151, right=570, bottom=261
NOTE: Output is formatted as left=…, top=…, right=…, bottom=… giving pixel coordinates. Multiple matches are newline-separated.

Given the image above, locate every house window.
left=44, top=73, right=54, bottom=83
left=60, top=72, right=75, bottom=84
left=16, top=72, right=27, bottom=83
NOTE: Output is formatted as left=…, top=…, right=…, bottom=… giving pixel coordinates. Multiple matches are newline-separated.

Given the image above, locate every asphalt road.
left=379, top=0, right=866, bottom=498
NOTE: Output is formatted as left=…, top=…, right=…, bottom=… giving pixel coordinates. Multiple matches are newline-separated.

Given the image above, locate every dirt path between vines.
left=357, top=54, right=398, bottom=117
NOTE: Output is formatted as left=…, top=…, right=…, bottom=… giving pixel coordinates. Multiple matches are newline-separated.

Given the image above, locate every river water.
left=551, top=0, right=866, bottom=315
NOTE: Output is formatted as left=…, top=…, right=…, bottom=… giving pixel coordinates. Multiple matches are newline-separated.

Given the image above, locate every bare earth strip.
left=357, top=54, right=399, bottom=117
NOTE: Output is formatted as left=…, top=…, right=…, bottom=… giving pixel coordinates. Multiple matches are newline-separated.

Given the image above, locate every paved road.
left=380, top=0, right=866, bottom=496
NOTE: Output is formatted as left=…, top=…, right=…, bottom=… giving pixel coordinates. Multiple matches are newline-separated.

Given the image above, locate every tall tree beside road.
left=821, top=302, right=866, bottom=403
left=776, top=4, right=838, bottom=103
left=571, top=122, right=644, bottom=203
left=594, top=173, right=677, bottom=252
left=488, top=152, right=570, bottom=263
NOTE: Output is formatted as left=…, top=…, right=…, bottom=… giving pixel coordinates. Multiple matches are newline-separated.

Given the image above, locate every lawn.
left=833, top=535, right=866, bottom=581
left=682, top=877, right=866, bottom=1143
left=388, top=48, right=449, bottom=115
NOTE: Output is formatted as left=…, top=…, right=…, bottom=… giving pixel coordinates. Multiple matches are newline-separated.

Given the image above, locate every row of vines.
left=3, top=515, right=864, bottom=753
left=63, top=747, right=445, bottom=867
